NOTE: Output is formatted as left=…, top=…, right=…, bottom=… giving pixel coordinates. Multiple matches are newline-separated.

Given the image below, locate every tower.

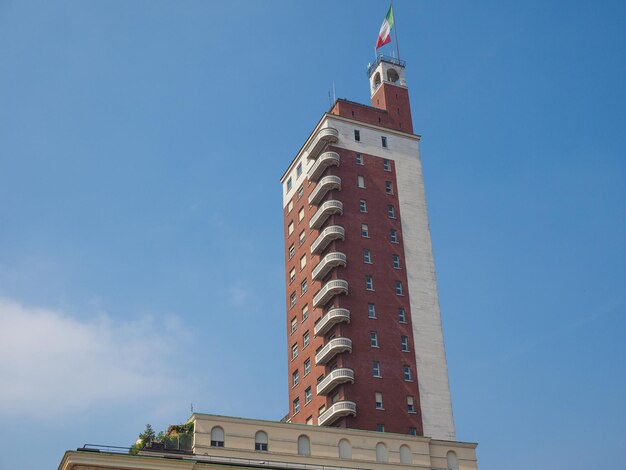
left=281, top=55, right=455, bottom=440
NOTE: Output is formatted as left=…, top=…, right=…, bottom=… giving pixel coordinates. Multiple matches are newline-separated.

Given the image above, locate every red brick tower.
left=281, top=56, right=456, bottom=440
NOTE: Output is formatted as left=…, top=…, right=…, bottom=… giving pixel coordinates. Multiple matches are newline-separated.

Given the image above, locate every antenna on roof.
left=190, top=403, right=194, bottom=414
left=332, top=83, right=336, bottom=103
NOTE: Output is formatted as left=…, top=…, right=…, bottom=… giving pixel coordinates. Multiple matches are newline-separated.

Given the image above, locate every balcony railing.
left=312, top=279, right=348, bottom=309
left=314, top=307, right=350, bottom=336
left=305, top=127, right=339, bottom=161
left=312, top=252, right=346, bottom=281
left=307, top=151, right=340, bottom=182
left=318, top=400, right=357, bottom=426
left=309, top=200, right=343, bottom=230
left=308, top=175, right=341, bottom=206
left=310, top=225, right=344, bottom=255
left=315, top=337, right=352, bottom=365
left=316, top=368, right=355, bottom=396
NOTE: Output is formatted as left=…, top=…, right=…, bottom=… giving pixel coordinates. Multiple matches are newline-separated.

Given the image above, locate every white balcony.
left=306, top=127, right=339, bottom=160
left=308, top=175, right=342, bottom=206
left=315, top=337, right=352, bottom=365
left=317, top=368, right=355, bottom=396
left=314, top=307, right=350, bottom=336
left=312, top=252, right=346, bottom=281
left=307, top=151, right=340, bottom=182
left=312, top=279, right=348, bottom=309
left=311, top=225, right=344, bottom=255
left=309, top=200, right=343, bottom=230
left=318, top=400, right=357, bottom=426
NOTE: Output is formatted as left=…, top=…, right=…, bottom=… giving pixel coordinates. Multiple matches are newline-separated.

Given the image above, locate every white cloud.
left=0, top=297, right=191, bottom=417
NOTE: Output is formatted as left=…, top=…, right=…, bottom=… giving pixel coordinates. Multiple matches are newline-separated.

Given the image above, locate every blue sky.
left=0, top=1, right=624, bottom=469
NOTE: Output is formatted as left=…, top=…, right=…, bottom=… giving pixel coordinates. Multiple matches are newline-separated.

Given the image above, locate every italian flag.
left=375, top=5, right=394, bottom=50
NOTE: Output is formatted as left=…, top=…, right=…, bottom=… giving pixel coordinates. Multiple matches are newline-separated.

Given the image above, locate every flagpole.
left=391, top=0, right=400, bottom=61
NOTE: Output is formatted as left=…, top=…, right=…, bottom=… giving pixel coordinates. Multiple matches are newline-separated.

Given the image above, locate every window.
left=291, top=343, right=298, bottom=359
left=304, top=358, right=311, bottom=375
left=366, top=275, right=374, bottom=291
left=293, top=397, right=300, bottom=414
left=370, top=331, right=379, bottom=347
left=375, top=392, right=383, bottom=409
left=408, top=427, right=417, bottom=436
left=361, top=224, right=370, bottom=238
left=299, top=230, right=305, bottom=246
left=396, top=281, right=404, bottom=296
left=289, top=267, right=296, bottom=283
left=363, top=249, right=372, bottom=264
left=354, top=129, right=361, bottom=141
left=318, top=404, right=326, bottom=416
left=300, top=254, right=307, bottom=270
left=338, top=439, right=352, bottom=459
left=297, top=185, right=304, bottom=200
left=289, top=244, right=295, bottom=259
left=291, top=317, right=297, bottom=333
left=305, top=416, right=313, bottom=425
left=383, top=159, right=391, bottom=172
left=297, top=435, right=310, bottom=456
left=301, top=279, right=308, bottom=295
left=447, top=451, right=460, bottom=470
left=286, top=178, right=293, bottom=192
left=357, top=175, right=365, bottom=188
left=401, top=335, right=409, bottom=352
left=398, top=307, right=407, bottom=323
left=305, top=386, right=312, bottom=403
left=255, top=431, right=268, bottom=451
left=303, top=330, right=310, bottom=348
left=356, top=153, right=363, bottom=165
left=388, top=205, right=396, bottom=218
left=381, top=136, right=388, bottom=148
left=292, top=370, right=299, bottom=386
left=302, top=304, right=309, bottom=322
left=385, top=181, right=393, bottom=194
left=210, top=426, right=225, bottom=447
left=368, top=303, right=376, bottom=318
left=288, top=200, right=293, bottom=212
left=290, top=292, right=296, bottom=308
left=407, top=396, right=416, bottom=413
left=399, top=445, right=412, bottom=465
left=359, top=199, right=367, bottom=212
left=288, top=221, right=294, bottom=235
left=403, top=365, right=412, bottom=381
left=297, top=163, right=303, bottom=177
left=298, top=207, right=304, bottom=222
left=372, top=361, right=381, bottom=377
left=376, top=425, right=386, bottom=434
left=393, top=254, right=401, bottom=269
left=390, top=229, right=398, bottom=243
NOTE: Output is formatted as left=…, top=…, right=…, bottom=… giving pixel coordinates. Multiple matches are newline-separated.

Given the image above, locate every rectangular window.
left=303, top=331, right=310, bottom=348
left=356, top=153, right=363, bottom=165
left=407, top=396, right=416, bottom=413
left=289, top=244, right=295, bottom=259
left=291, top=317, right=297, bottom=333
left=317, top=374, right=325, bottom=385
left=383, top=159, right=391, bottom=172
left=375, top=392, right=384, bottom=409
left=286, top=178, right=293, bottom=192
left=318, top=405, right=326, bottom=416
left=398, top=307, right=406, bottom=323
left=361, top=224, right=370, bottom=238
left=304, top=358, right=311, bottom=376
left=381, top=136, right=388, bottom=148
left=393, top=254, right=401, bottom=269
left=291, top=343, right=298, bottom=359
left=359, top=199, right=367, bottom=212
left=293, top=397, right=300, bottom=414
left=376, top=424, right=385, bottom=432
left=289, top=267, right=296, bottom=283
left=301, top=279, right=308, bottom=295
left=372, top=361, right=381, bottom=377
left=297, top=163, right=303, bottom=177
left=300, top=254, right=307, bottom=270
left=354, top=129, right=361, bottom=141
left=388, top=205, right=396, bottom=218
left=290, top=292, right=297, bottom=308
left=299, top=230, right=306, bottom=246
left=403, top=365, right=412, bottom=381
left=401, top=335, right=409, bottom=352
left=302, top=304, right=309, bottom=322
left=366, top=275, right=374, bottom=291
left=288, top=200, right=293, bottom=213
left=357, top=175, right=365, bottom=188
left=305, top=386, right=312, bottom=403
left=297, top=185, right=304, bottom=200
left=306, top=416, right=313, bottom=425
left=292, top=370, right=299, bottom=386
left=288, top=221, right=294, bottom=235
left=385, top=181, right=393, bottom=194
left=408, top=427, right=417, bottom=436
left=368, top=303, right=376, bottom=318
left=390, top=229, right=398, bottom=243
left=370, top=331, right=379, bottom=347
left=396, top=281, right=404, bottom=296
left=298, top=207, right=305, bottom=222
left=364, top=249, right=372, bottom=264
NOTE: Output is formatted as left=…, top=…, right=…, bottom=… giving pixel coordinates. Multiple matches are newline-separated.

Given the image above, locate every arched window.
left=297, top=435, right=310, bottom=456
left=373, top=72, right=382, bottom=88
left=375, top=442, right=388, bottom=463
left=387, top=68, right=399, bottom=83
left=338, top=439, right=351, bottom=459
left=446, top=450, right=459, bottom=470
left=399, top=445, right=412, bottom=464
left=255, top=431, right=268, bottom=451
left=210, top=426, right=224, bottom=447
